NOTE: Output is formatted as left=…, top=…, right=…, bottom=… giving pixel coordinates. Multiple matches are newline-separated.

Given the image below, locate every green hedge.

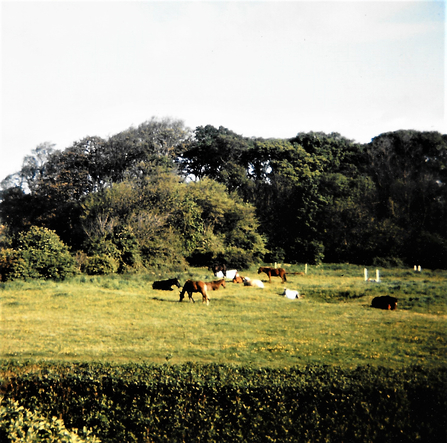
left=1, top=363, right=446, bottom=442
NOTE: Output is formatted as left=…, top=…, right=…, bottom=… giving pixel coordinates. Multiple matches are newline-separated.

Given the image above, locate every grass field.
left=1, top=264, right=446, bottom=369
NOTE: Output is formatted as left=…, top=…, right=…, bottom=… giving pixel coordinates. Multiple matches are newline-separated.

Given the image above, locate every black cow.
left=209, top=263, right=226, bottom=277
left=152, top=278, right=181, bottom=291
left=371, top=295, right=398, bottom=310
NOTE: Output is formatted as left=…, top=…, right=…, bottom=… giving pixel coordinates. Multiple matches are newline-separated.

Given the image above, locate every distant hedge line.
left=1, top=362, right=446, bottom=442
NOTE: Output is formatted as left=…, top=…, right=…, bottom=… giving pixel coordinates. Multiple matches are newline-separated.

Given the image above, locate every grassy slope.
left=1, top=264, right=446, bottom=368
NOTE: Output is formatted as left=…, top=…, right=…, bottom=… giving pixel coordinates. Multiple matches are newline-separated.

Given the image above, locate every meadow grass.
left=1, top=264, right=446, bottom=369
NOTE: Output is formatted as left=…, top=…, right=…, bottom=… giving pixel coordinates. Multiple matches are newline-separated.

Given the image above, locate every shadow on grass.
left=150, top=296, right=179, bottom=303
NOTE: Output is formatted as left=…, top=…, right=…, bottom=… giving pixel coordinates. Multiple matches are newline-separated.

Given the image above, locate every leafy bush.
left=0, top=226, right=77, bottom=281
left=82, top=255, right=118, bottom=276
left=112, top=226, right=142, bottom=272
left=84, top=238, right=120, bottom=262
left=0, top=249, right=29, bottom=282
left=0, top=397, right=100, bottom=443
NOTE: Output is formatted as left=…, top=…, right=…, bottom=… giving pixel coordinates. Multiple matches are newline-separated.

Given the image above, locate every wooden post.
left=376, top=269, right=380, bottom=282
left=364, top=268, right=368, bottom=281
left=305, top=264, right=308, bottom=274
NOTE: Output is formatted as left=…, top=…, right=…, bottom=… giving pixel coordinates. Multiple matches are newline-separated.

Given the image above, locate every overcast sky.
left=1, top=0, right=445, bottom=182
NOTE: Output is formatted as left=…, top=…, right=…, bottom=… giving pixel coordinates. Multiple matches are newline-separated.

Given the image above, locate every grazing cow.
left=210, top=263, right=226, bottom=277
left=282, top=288, right=300, bottom=299
left=258, top=266, right=287, bottom=283
left=233, top=274, right=244, bottom=283
left=243, top=277, right=264, bottom=288
left=371, top=295, right=398, bottom=310
left=206, top=279, right=226, bottom=291
left=179, top=280, right=209, bottom=305
left=152, top=278, right=181, bottom=291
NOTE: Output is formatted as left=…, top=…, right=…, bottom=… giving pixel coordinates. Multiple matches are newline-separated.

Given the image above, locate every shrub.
left=82, top=255, right=118, bottom=276
left=0, top=226, right=77, bottom=281
left=113, top=226, right=142, bottom=272
left=83, top=228, right=142, bottom=274
left=0, top=397, right=100, bottom=443
left=84, top=238, right=120, bottom=262
left=0, top=249, right=29, bottom=282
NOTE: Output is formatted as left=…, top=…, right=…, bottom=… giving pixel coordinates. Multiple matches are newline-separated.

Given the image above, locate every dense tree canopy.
left=1, top=117, right=446, bottom=272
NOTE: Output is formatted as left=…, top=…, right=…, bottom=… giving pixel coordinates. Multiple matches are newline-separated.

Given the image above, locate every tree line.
left=1, top=117, right=446, bottom=278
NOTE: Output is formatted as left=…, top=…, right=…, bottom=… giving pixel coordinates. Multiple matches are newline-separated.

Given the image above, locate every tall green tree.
left=246, top=135, right=361, bottom=264
left=180, top=125, right=253, bottom=193
left=366, top=130, right=447, bottom=268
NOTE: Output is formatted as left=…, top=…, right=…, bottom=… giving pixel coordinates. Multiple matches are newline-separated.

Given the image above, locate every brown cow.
left=179, top=280, right=209, bottom=305
left=258, top=266, right=287, bottom=283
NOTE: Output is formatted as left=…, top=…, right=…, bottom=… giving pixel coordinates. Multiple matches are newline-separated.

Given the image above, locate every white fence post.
left=364, top=268, right=368, bottom=281
left=376, top=269, right=380, bottom=282
left=305, top=263, right=308, bottom=274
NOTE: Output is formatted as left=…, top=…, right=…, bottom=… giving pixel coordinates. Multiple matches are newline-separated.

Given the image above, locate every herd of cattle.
left=152, top=264, right=398, bottom=310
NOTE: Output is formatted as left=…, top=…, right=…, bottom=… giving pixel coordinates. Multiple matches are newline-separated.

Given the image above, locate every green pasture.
left=1, top=264, right=446, bottom=368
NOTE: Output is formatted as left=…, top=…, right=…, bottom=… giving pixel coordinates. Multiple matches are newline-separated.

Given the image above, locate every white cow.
left=243, top=277, right=264, bottom=288
left=282, top=288, right=300, bottom=299
left=215, top=269, right=238, bottom=280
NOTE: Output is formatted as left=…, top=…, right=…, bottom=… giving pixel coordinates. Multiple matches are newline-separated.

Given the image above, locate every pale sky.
left=1, top=0, right=445, bottom=182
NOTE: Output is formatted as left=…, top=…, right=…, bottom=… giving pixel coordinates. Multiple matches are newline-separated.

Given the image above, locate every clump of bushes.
left=0, top=397, right=100, bottom=443
left=0, top=226, right=77, bottom=282
left=82, top=255, right=118, bottom=276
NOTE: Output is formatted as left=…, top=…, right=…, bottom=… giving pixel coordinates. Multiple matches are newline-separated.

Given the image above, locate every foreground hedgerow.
left=1, top=362, right=446, bottom=442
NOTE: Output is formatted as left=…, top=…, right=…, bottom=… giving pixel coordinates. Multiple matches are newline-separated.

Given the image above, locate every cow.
left=209, top=263, right=226, bottom=277
left=282, top=288, right=300, bottom=299
left=152, top=278, right=181, bottom=291
left=258, top=266, right=287, bottom=283
left=233, top=274, right=244, bottom=283
left=371, top=295, right=398, bottom=310
left=214, top=269, right=238, bottom=280
left=243, top=277, right=264, bottom=288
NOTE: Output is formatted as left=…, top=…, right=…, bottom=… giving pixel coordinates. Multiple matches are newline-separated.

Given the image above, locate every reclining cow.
left=243, top=277, right=264, bottom=288
left=152, top=278, right=181, bottom=291
left=371, top=295, right=398, bottom=310
left=282, top=288, right=300, bottom=299
left=233, top=274, right=244, bottom=283
left=209, top=263, right=226, bottom=277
